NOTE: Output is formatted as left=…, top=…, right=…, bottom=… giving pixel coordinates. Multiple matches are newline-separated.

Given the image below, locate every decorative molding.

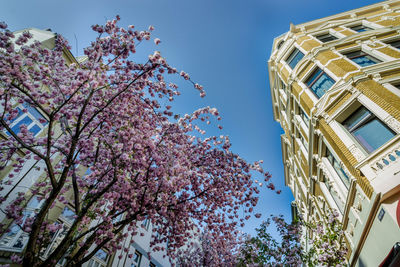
left=385, top=117, right=400, bottom=133
left=348, top=144, right=365, bottom=162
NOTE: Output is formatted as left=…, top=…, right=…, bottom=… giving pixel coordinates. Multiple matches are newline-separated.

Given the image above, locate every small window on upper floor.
left=286, top=48, right=304, bottom=69
left=343, top=50, right=381, bottom=67
left=315, top=33, right=338, bottom=43
left=342, top=106, right=396, bottom=153
left=349, top=24, right=372, bottom=32
left=305, top=67, right=335, bottom=98
left=386, top=39, right=400, bottom=50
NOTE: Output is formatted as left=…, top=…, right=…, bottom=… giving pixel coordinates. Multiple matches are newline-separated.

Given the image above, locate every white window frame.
left=131, top=250, right=142, bottom=267
left=41, top=205, right=76, bottom=264
left=313, top=29, right=343, bottom=43
left=4, top=102, right=48, bottom=137
left=345, top=20, right=382, bottom=33
left=281, top=44, right=307, bottom=72
left=87, top=249, right=109, bottom=267
left=0, top=196, right=44, bottom=252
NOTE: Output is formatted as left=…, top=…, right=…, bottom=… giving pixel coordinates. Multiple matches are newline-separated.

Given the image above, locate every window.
left=142, top=218, right=150, bottom=230
left=277, top=77, right=286, bottom=90
left=342, top=106, right=396, bottom=153
left=326, top=148, right=350, bottom=188
left=343, top=50, right=381, bottom=67
left=149, top=263, right=156, bottom=267
left=131, top=251, right=142, bottom=267
left=286, top=48, right=304, bottom=69
left=324, top=176, right=344, bottom=213
left=5, top=103, right=48, bottom=137
left=305, top=68, right=335, bottom=98
left=0, top=196, right=44, bottom=251
left=299, top=108, right=310, bottom=126
left=298, top=132, right=308, bottom=152
left=349, top=24, right=372, bottom=32
left=42, top=206, right=76, bottom=261
left=315, top=33, right=337, bottom=43
left=387, top=39, right=400, bottom=50
left=88, top=249, right=109, bottom=267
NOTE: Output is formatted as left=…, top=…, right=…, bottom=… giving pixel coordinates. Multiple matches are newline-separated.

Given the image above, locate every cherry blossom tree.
left=237, top=210, right=348, bottom=267
left=0, top=18, right=275, bottom=267
left=175, top=231, right=240, bottom=267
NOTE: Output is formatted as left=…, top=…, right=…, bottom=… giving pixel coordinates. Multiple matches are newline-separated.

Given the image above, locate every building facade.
left=0, top=28, right=171, bottom=267
left=269, top=0, right=400, bottom=265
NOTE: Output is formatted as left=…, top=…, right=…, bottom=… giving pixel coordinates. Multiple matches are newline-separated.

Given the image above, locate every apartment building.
left=0, top=28, right=171, bottom=267
left=269, top=0, right=400, bottom=265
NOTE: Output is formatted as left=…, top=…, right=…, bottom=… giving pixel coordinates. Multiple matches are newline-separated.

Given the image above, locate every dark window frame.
left=343, top=50, right=381, bottom=67
left=286, top=48, right=304, bottom=69
left=387, top=39, right=400, bottom=50
left=349, top=24, right=373, bottom=32
left=305, top=67, right=335, bottom=98
left=315, top=33, right=338, bottom=43
left=342, top=106, right=396, bottom=153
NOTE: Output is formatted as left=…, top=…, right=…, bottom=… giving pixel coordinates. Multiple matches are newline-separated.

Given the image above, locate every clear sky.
left=1, top=0, right=381, bottom=236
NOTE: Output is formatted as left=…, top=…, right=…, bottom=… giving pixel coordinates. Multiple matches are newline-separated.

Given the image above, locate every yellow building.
left=268, top=0, right=400, bottom=265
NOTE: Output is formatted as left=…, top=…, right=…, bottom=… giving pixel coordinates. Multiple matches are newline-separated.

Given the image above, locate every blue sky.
left=1, top=0, right=381, bottom=236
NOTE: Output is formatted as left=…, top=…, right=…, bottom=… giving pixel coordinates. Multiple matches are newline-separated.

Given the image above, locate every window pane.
left=300, top=109, right=309, bottom=126
left=287, top=49, right=304, bottom=69
left=29, top=124, right=42, bottom=136
left=23, top=103, right=48, bottom=126
left=326, top=149, right=334, bottom=164
left=316, top=34, right=337, bottom=43
left=27, top=196, right=42, bottom=210
left=351, top=56, right=377, bottom=67
left=8, top=108, right=23, bottom=123
left=350, top=25, right=372, bottom=32
left=305, top=68, right=322, bottom=86
left=353, top=119, right=396, bottom=153
left=332, top=159, right=350, bottom=188
left=94, top=249, right=108, bottom=262
left=345, top=51, right=381, bottom=67
left=0, top=224, right=20, bottom=247
left=342, top=106, right=370, bottom=130
left=10, top=116, right=33, bottom=135
left=12, top=232, right=28, bottom=249
left=310, top=72, right=335, bottom=98
left=325, top=179, right=344, bottom=213
left=61, top=207, right=76, bottom=224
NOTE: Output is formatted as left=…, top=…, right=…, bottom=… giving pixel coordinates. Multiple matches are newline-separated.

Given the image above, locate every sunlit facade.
left=269, top=0, right=400, bottom=265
